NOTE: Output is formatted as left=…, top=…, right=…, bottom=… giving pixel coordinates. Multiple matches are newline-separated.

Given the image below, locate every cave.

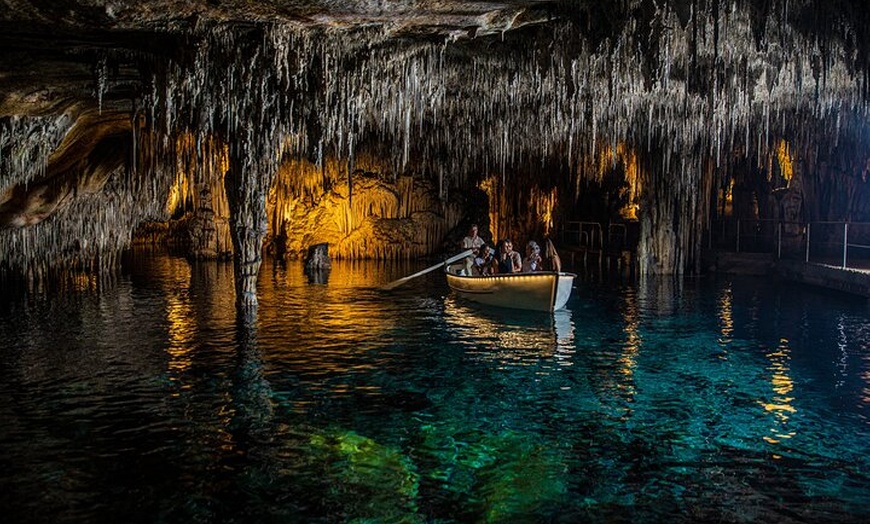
left=2, top=0, right=868, bottom=300
left=2, top=2, right=870, bottom=522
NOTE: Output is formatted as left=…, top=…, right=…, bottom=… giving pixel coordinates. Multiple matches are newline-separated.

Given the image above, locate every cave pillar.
left=635, top=154, right=683, bottom=276
left=225, top=142, right=269, bottom=309
left=635, top=151, right=710, bottom=276
left=775, top=153, right=808, bottom=260
left=188, top=184, right=219, bottom=259
left=637, top=202, right=680, bottom=276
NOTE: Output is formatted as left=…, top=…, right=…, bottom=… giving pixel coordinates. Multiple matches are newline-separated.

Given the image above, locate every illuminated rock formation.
left=1, top=1, right=869, bottom=300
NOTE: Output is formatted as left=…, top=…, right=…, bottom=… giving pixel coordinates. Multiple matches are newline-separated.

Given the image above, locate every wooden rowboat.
left=445, top=267, right=576, bottom=312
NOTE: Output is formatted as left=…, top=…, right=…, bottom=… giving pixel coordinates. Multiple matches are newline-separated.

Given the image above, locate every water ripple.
left=1, top=257, right=869, bottom=522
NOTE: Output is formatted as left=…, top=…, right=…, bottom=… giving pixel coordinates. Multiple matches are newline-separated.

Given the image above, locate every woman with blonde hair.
left=522, top=240, right=543, bottom=272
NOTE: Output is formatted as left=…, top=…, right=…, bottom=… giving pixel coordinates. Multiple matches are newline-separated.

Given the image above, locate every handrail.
left=563, top=221, right=604, bottom=250
left=711, top=219, right=870, bottom=271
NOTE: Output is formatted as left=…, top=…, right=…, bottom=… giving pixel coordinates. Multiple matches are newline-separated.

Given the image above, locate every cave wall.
left=267, top=153, right=465, bottom=260
left=0, top=0, right=869, bottom=283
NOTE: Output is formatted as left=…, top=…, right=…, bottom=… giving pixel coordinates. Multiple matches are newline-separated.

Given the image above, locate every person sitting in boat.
left=522, top=240, right=543, bottom=272
left=460, top=223, right=485, bottom=275
left=493, top=238, right=522, bottom=274
left=473, top=244, right=494, bottom=276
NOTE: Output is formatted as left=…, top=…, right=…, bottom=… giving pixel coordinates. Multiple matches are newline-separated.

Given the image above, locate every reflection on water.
left=618, top=287, right=641, bottom=381
left=305, top=267, right=330, bottom=285
left=552, top=309, right=576, bottom=365
left=717, top=284, right=734, bottom=348
left=166, top=288, right=195, bottom=380
left=258, top=261, right=403, bottom=395
left=0, top=256, right=869, bottom=523
left=761, top=338, right=797, bottom=446
left=442, top=296, right=575, bottom=368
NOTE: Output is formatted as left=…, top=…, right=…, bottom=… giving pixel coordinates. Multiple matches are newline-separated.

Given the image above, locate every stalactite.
left=1, top=1, right=869, bottom=278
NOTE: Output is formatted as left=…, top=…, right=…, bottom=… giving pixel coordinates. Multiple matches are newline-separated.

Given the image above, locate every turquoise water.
left=0, top=254, right=868, bottom=523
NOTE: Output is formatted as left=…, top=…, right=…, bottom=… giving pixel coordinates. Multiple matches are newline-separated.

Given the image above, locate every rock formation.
left=1, top=1, right=869, bottom=303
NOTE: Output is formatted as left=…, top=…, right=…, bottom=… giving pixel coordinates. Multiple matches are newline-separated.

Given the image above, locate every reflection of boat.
left=552, top=308, right=574, bottom=346
left=442, top=297, right=576, bottom=363
left=445, top=268, right=576, bottom=312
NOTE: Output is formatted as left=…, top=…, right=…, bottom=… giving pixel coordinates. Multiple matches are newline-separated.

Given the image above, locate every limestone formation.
left=304, top=243, right=331, bottom=271
left=1, top=1, right=869, bottom=300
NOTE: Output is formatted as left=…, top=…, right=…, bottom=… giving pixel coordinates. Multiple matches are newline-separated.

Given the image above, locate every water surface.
left=1, top=255, right=868, bottom=523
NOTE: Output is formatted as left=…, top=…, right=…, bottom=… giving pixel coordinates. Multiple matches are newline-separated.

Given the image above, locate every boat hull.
left=446, top=271, right=576, bottom=312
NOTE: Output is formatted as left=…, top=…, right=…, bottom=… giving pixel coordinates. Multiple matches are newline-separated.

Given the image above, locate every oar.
left=382, top=249, right=473, bottom=290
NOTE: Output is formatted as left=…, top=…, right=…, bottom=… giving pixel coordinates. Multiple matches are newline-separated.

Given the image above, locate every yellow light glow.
left=165, top=173, right=188, bottom=215
left=255, top=261, right=398, bottom=382
left=615, top=290, right=640, bottom=402
left=479, top=176, right=499, bottom=242
left=776, top=139, right=794, bottom=184
left=164, top=262, right=195, bottom=386
left=269, top=152, right=462, bottom=260
left=531, top=187, right=558, bottom=237
left=165, top=133, right=230, bottom=220
left=596, top=143, right=641, bottom=221
left=717, top=285, right=733, bottom=352
left=479, top=174, right=558, bottom=245
left=63, top=272, right=98, bottom=292
left=759, top=338, right=797, bottom=445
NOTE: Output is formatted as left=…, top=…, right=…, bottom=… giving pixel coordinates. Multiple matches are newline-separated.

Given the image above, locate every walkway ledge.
left=777, top=260, right=870, bottom=298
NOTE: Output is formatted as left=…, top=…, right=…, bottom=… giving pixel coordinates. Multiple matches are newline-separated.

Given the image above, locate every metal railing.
left=804, top=222, right=870, bottom=269
left=562, top=219, right=870, bottom=271
left=711, top=218, right=794, bottom=256
left=561, top=221, right=640, bottom=252
left=562, top=221, right=603, bottom=250
left=712, top=219, right=870, bottom=271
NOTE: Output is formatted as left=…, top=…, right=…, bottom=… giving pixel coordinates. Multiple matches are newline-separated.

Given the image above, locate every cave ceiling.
left=1, top=0, right=869, bottom=274
left=0, top=0, right=559, bottom=116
